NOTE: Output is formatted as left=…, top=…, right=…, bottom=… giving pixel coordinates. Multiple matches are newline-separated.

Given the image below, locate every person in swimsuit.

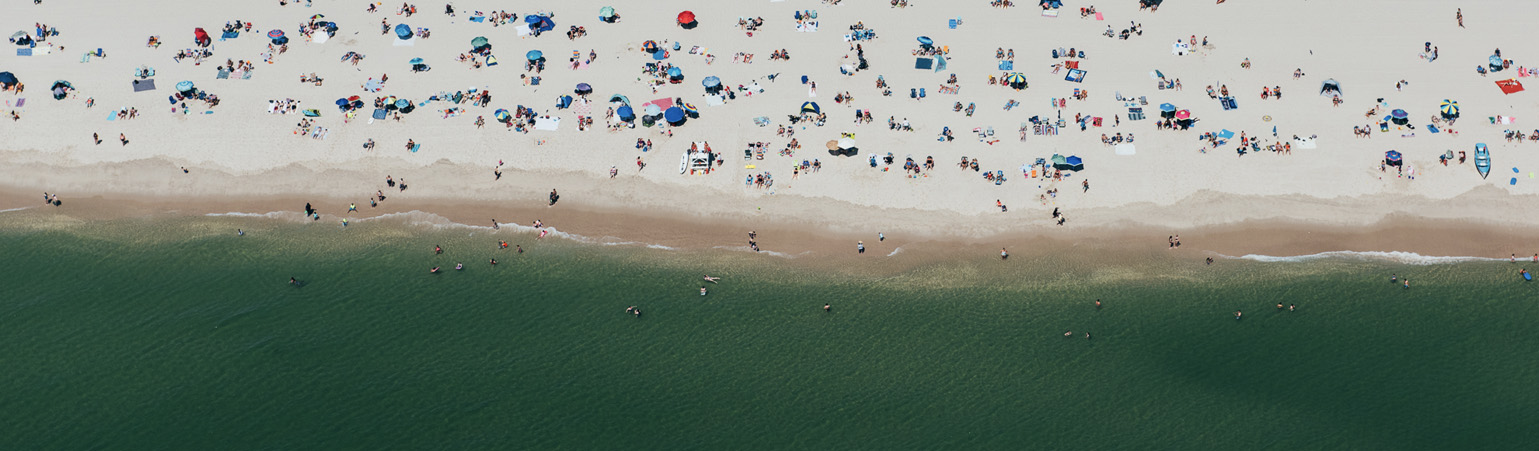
left=700, top=286, right=708, bottom=296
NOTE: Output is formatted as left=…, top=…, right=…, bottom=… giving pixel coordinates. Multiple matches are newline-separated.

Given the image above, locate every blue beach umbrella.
left=494, top=108, right=511, bottom=122
left=526, top=50, right=543, bottom=61
left=575, top=83, right=592, bottom=94
left=175, top=80, right=194, bottom=92
left=1159, top=103, right=1176, bottom=112
left=394, top=99, right=409, bottom=108
left=616, top=105, right=634, bottom=121
left=667, top=67, right=683, bottom=79
left=608, top=94, right=630, bottom=106
left=394, top=24, right=412, bottom=39
left=917, top=36, right=933, bottom=46
left=643, top=104, right=662, bottom=116
left=600, top=6, right=616, bottom=18
left=1385, top=150, right=1402, bottom=163
left=702, top=76, right=721, bottom=88
left=525, top=14, right=543, bottom=24
left=1391, top=109, right=1408, bottom=119
left=1490, top=55, right=1503, bottom=67
left=664, top=106, right=685, bottom=124
left=335, top=98, right=348, bottom=106
left=409, top=57, right=424, bottom=65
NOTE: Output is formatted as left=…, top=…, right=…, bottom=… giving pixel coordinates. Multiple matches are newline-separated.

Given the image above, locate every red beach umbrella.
left=1175, top=109, right=1191, bottom=119
left=678, top=11, right=696, bottom=25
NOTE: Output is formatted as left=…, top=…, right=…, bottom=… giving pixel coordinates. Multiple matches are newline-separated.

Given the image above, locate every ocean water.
left=1, top=214, right=1536, bottom=450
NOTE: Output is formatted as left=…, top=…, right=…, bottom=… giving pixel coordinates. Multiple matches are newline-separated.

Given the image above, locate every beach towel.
left=1218, top=129, right=1235, bottom=139
left=534, top=116, right=561, bottom=131
left=998, top=61, right=1013, bottom=71
left=221, top=31, right=239, bottom=39
left=107, top=111, right=116, bottom=121
left=1115, top=144, right=1136, bottom=155
left=1042, top=9, right=1058, bottom=17
left=648, top=98, right=674, bottom=110
left=313, top=33, right=330, bottom=44
left=914, top=58, right=932, bottom=70
left=16, top=48, right=31, bottom=56
left=392, top=36, right=416, bottom=46
left=1427, top=124, right=1440, bottom=133
left=217, top=69, right=230, bottom=79
left=411, top=144, right=421, bottom=153
left=132, top=79, right=156, bottom=92
left=516, top=24, right=532, bottom=37
left=372, top=108, right=387, bottom=120
left=949, top=19, right=959, bottom=29
left=705, top=95, right=725, bottom=106
left=34, top=46, right=49, bottom=55
left=1095, top=12, right=1103, bottom=20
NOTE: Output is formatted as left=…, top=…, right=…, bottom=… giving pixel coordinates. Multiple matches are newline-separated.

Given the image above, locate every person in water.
left=490, top=259, right=498, bottom=265
left=703, top=275, right=720, bottom=283
left=1403, top=278, right=1410, bottom=288
left=455, top=263, right=464, bottom=270
left=289, top=277, right=297, bottom=285
left=1095, top=299, right=1102, bottom=309
left=1390, top=274, right=1397, bottom=283
left=700, top=286, right=708, bottom=296
left=430, top=267, right=440, bottom=273
left=516, top=245, right=524, bottom=254
left=237, top=229, right=244, bottom=236
left=824, top=303, right=831, bottom=312
left=1000, top=248, right=1009, bottom=260
left=1234, top=310, right=1242, bottom=320
left=435, top=245, right=443, bottom=254
left=1277, top=302, right=1284, bottom=310
left=1289, top=304, right=1296, bottom=312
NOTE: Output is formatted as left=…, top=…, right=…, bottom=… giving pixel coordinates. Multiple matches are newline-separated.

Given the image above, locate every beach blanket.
left=949, top=19, right=959, bottom=29
left=914, top=58, right=933, bottom=70
left=132, top=79, right=156, bottom=92
left=313, top=33, right=330, bottom=44
left=1218, top=129, right=1235, bottom=139
left=217, top=69, right=230, bottom=79
left=469, top=16, right=485, bottom=22
left=1115, top=144, right=1136, bottom=155
left=1095, top=12, right=1104, bottom=20
left=648, top=97, right=674, bottom=110
left=534, top=116, right=561, bottom=131
left=572, top=99, right=591, bottom=115
left=392, top=36, right=416, bottom=46
left=1042, top=9, right=1058, bottom=17
left=516, top=24, right=532, bottom=37
left=221, top=31, right=239, bottom=39
left=16, top=48, right=31, bottom=56
left=1292, top=137, right=1317, bottom=149
left=34, top=46, right=50, bottom=55
left=107, top=111, right=118, bottom=121
left=372, top=108, right=387, bottom=120
left=705, top=95, right=725, bottom=106
left=998, top=61, right=1013, bottom=71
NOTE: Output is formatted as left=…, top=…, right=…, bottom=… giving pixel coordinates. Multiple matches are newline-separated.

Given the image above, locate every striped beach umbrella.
left=1003, top=72, right=1028, bottom=90
left=1440, top=99, right=1459, bottom=118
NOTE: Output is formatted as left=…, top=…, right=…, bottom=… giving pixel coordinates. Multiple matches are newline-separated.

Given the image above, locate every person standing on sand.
left=92, top=133, right=100, bottom=145
left=548, top=189, right=559, bottom=206
left=1457, top=8, right=1463, bottom=28
left=1082, top=179, right=1090, bottom=192
left=857, top=241, right=865, bottom=254
left=119, top=133, right=129, bottom=145
left=1000, top=248, right=1009, bottom=260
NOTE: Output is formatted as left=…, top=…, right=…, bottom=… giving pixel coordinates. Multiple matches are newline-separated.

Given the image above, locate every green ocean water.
left=2, top=214, right=1537, bottom=450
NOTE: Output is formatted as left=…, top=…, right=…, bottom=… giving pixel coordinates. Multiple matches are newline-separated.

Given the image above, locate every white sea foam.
left=887, top=246, right=904, bottom=257
left=1224, top=251, right=1505, bottom=265
left=0, top=207, right=34, bottom=214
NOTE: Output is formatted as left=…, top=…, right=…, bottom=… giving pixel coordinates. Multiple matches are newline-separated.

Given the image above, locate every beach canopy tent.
left=525, top=15, right=555, bottom=33
left=1063, top=155, right=1084, bottom=171
left=526, top=50, right=543, bottom=61
left=193, top=28, right=211, bottom=46
left=575, top=82, right=592, bottom=94
left=471, top=36, right=489, bottom=48
left=394, top=24, right=412, bottom=39
left=1004, top=72, right=1028, bottom=90
left=1320, top=79, right=1342, bottom=96
left=616, top=105, right=634, bottom=121
left=50, top=80, right=73, bottom=99
left=0, top=71, right=16, bottom=88
left=1496, top=79, right=1524, bottom=95
left=664, top=106, right=686, bottom=125
left=1385, top=150, right=1403, bottom=166
left=801, top=101, right=821, bottom=114
left=1440, top=99, right=1459, bottom=119
left=917, top=36, right=933, bottom=47
left=678, top=11, right=697, bottom=28
left=556, top=95, right=572, bottom=108
left=1050, top=154, right=1069, bottom=169
left=609, top=94, right=630, bottom=105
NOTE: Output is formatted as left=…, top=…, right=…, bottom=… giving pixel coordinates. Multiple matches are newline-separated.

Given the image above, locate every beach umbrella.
left=8, top=31, right=27, bottom=41
left=335, top=98, right=349, bottom=106
left=267, top=29, right=285, bottom=39
left=1065, top=155, right=1084, bottom=170
left=917, top=36, right=933, bottom=46
left=1385, top=150, right=1403, bottom=165
left=1490, top=55, right=1504, bottom=68
left=1391, top=109, right=1408, bottom=119
left=394, top=99, right=409, bottom=108
left=394, top=24, right=412, bottom=39
left=643, top=104, right=662, bottom=116
left=1159, top=103, right=1176, bottom=112
left=1441, top=99, right=1459, bottom=118
left=575, top=83, right=592, bottom=94
left=1175, top=110, right=1191, bottom=119
left=678, top=11, right=696, bottom=25
left=600, top=6, right=616, bottom=18
left=609, top=94, right=630, bottom=106
left=702, top=76, right=721, bottom=88
left=557, top=95, right=573, bottom=108
left=409, top=57, right=424, bottom=65
left=826, top=140, right=840, bottom=150
left=667, top=67, right=683, bottom=79
left=0, top=72, right=16, bottom=87
left=801, top=101, right=821, bottom=114
left=525, top=14, right=543, bottom=24
left=681, top=102, right=699, bottom=118
left=642, top=40, right=659, bottom=53
left=494, top=108, right=511, bottom=122
left=616, top=105, right=635, bottom=121
left=175, top=80, right=195, bottom=92
left=526, top=50, right=543, bottom=61
left=837, top=137, right=856, bottom=149
left=664, top=106, right=685, bottom=124
left=1003, top=72, right=1028, bottom=89
left=471, top=36, right=489, bottom=48
left=1050, top=154, right=1068, bottom=169
left=310, top=14, right=325, bottom=21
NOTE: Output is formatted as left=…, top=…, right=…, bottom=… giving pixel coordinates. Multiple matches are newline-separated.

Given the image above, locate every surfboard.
left=1524, top=272, right=1532, bottom=281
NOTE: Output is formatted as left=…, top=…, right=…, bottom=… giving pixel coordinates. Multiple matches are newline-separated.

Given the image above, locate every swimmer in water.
left=1390, top=274, right=1397, bottom=283
left=538, top=229, right=549, bottom=239
left=824, top=303, right=831, bottom=312
left=455, top=263, right=464, bottom=270
left=1277, top=302, right=1284, bottom=310
left=1085, top=332, right=1091, bottom=340
left=700, top=286, right=708, bottom=296
left=430, top=267, right=440, bottom=273
left=1095, top=299, right=1101, bottom=309
left=290, top=277, right=297, bottom=285
left=435, top=245, right=443, bottom=254
left=490, top=259, right=498, bottom=265
left=1289, top=304, right=1296, bottom=312
left=703, top=275, right=721, bottom=283
left=1403, top=278, right=1410, bottom=288
left=1064, top=330, right=1072, bottom=337
left=1234, top=310, right=1243, bottom=320
left=516, top=245, right=524, bottom=254
left=238, top=229, right=244, bottom=236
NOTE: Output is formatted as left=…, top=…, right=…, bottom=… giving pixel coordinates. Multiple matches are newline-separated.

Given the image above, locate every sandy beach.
left=4, top=0, right=1539, bottom=257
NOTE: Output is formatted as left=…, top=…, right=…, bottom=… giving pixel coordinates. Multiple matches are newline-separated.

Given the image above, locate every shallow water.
left=1, top=215, right=1536, bottom=450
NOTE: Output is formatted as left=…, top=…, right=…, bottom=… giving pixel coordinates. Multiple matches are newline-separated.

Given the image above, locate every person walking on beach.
left=92, top=133, right=100, bottom=145
left=1082, top=179, right=1090, bottom=192
left=857, top=241, right=865, bottom=254
left=119, top=133, right=128, bottom=145
left=548, top=189, right=559, bottom=206
left=1456, top=8, right=1463, bottom=28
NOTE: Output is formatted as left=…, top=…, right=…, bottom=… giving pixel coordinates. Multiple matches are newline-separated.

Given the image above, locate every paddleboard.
left=1525, top=272, right=1532, bottom=281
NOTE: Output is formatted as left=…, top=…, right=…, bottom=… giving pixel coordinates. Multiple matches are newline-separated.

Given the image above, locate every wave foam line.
left=1223, top=251, right=1505, bottom=265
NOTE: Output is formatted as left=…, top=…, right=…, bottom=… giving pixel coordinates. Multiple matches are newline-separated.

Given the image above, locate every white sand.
left=3, top=0, right=1539, bottom=238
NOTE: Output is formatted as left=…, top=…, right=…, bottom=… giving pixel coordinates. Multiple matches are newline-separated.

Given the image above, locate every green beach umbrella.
left=471, top=36, right=489, bottom=48
left=599, top=6, right=615, bottom=18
